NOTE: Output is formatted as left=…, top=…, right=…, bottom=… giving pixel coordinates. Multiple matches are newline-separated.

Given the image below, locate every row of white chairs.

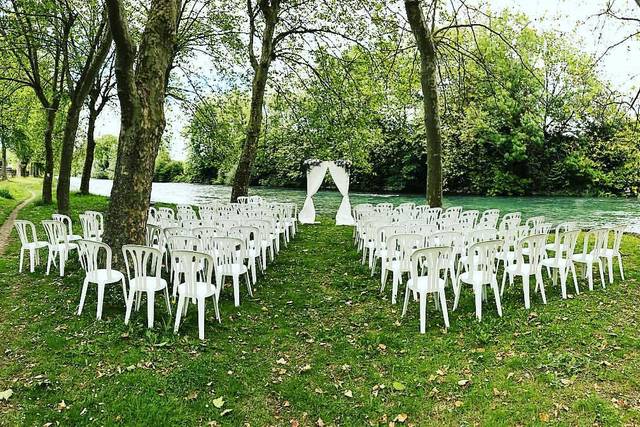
left=14, top=200, right=298, bottom=340
left=352, top=204, right=627, bottom=333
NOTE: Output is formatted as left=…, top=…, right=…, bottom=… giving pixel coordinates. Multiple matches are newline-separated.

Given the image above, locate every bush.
left=0, top=188, right=14, bottom=199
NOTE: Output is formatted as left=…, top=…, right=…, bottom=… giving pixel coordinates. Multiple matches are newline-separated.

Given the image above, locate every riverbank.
left=1, top=192, right=639, bottom=424
left=72, top=177, right=640, bottom=231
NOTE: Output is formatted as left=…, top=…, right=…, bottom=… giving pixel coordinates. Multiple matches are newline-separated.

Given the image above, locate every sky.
left=94, top=0, right=640, bottom=161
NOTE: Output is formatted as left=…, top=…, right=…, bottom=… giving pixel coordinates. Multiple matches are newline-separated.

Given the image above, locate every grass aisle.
left=0, top=194, right=639, bottom=425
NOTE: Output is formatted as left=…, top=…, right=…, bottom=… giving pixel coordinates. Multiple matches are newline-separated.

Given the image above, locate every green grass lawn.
left=0, top=178, right=41, bottom=224
left=1, top=193, right=639, bottom=425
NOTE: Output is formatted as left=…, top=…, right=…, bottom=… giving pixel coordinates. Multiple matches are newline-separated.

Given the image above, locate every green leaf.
left=392, top=381, right=406, bottom=391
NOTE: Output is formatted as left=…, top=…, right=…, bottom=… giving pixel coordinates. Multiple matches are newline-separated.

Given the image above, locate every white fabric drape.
left=298, top=162, right=329, bottom=224
left=328, top=162, right=354, bottom=225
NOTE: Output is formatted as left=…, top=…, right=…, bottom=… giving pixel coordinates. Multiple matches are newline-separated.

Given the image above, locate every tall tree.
left=229, top=0, right=279, bottom=201
left=404, top=0, right=443, bottom=207
left=103, top=0, right=180, bottom=254
left=0, top=0, right=73, bottom=203
left=226, top=0, right=369, bottom=202
left=79, top=55, right=115, bottom=194
left=55, top=4, right=112, bottom=213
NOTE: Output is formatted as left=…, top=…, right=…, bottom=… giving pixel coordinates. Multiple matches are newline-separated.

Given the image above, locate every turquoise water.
left=71, top=178, right=640, bottom=230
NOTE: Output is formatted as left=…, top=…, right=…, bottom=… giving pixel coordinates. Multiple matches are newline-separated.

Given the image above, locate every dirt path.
left=0, top=190, right=36, bottom=255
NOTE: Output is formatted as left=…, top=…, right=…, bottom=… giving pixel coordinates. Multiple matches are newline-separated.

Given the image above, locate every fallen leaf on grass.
left=220, top=409, right=233, bottom=416
left=454, top=400, right=463, bottom=408
left=457, top=379, right=470, bottom=387
left=394, top=413, right=408, bottom=423
left=344, top=390, right=353, bottom=398
left=212, top=396, right=225, bottom=408
left=0, top=389, right=13, bottom=401
left=186, top=391, right=198, bottom=401
left=276, top=357, right=288, bottom=365
left=316, top=418, right=325, bottom=427
left=539, top=412, right=550, bottom=422
left=387, top=381, right=405, bottom=392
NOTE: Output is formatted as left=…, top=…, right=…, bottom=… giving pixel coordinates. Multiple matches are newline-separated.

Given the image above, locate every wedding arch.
left=298, top=159, right=355, bottom=225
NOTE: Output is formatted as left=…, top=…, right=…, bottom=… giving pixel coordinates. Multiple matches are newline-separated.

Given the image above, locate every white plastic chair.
left=402, top=246, right=451, bottom=333
left=173, top=250, right=220, bottom=340
left=498, top=212, right=521, bottom=232
left=459, top=210, right=479, bottom=230
left=167, top=235, right=200, bottom=297
left=477, top=209, right=500, bottom=230
left=84, top=211, right=104, bottom=238
left=444, top=206, right=463, bottom=220
left=229, top=225, right=262, bottom=283
left=52, top=214, right=82, bottom=241
left=503, top=233, right=548, bottom=309
left=76, top=240, right=126, bottom=320
left=601, top=225, right=625, bottom=283
left=572, top=228, right=608, bottom=291
left=14, top=220, right=48, bottom=273
left=79, top=213, right=102, bottom=241
left=211, top=237, right=252, bottom=307
left=381, top=233, right=424, bottom=304
left=42, top=220, right=78, bottom=276
left=371, top=224, right=404, bottom=277
left=454, top=239, right=503, bottom=321
left=122, top=245, right=171, bottom=328
left=540, top=230, right=579, bottom=299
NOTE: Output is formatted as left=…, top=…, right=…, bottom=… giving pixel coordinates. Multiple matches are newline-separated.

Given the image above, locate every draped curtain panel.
left=298, top=160, right=355, bottom=226
left=328, top=162, right=355, bottom=225
left=298, top=161, right=329, bottom=224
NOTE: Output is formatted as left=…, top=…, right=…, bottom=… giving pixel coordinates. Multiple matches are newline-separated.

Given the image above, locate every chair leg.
left=391, top=270, right=399, bottom=304
left=46, top=250, right=52, bottom=275
left=59, top=250, right=66, bottom=277
left=29, top=249, right=36, bottom=273
left=474, top=284, right=482, bottom=321
left=19, top=248, right=24, bottom=273
left=197, top=297, right=206, bottom=340
left=570, top=263, right=579, bottom=295
left=146, top=291, right=155, bottom=328
left=559, top=267, right=567, bottom=299
left=245, top=272, right=253, bottom=297
left=124, top=288, right=135, bottom=325
left=492, top=279, right=502, bottom=317
left=174, top=295, right=184, bottom=333
left=78, top=278, right=89, bottom=315
left=607, top=256, right=614, bottom=284
left=213, top=294, right=221, bottom=323
left=164, top=287, right=172, bottom=316
left=597, top=260, right=606, bottom=288
left=587, top=263, right=593, bottom=291
left=618, top=255, right=624, bottom=281
left=419, top=292, right=427, bottom=334
left=97, top=282, right=105, bottom=320
left=522, top=274, right=531, bottom=309
left=402, top=284, right=410, bottom=317
left=232, top=274, right=240, bottom=307
left=537, top=271, right=546, bottom=304
left=439, top=289, right=449, bottom=328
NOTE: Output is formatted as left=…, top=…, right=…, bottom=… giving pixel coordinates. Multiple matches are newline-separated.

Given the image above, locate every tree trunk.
left=230, top=62, right=271, bottom=201
left=56, top=27, right=111, bottom=214
left=103, top=0, right=179, bottom=257
left=1, top=139, right=7, bottom=180
left=42, top=107, right=57, bottom=204
left=80, top=106, right=98, bottom=194
left=404, top=0, right=443, bottom=207
left=56, top=102, right=82, bottom=213
left=230, top=1, right=279, bottom=202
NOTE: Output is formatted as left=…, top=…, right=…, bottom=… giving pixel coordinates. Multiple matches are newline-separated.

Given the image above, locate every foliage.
left=91, top=135, right=118, bottom=179
left=0, top=188, right=13, bottom=199
left=186, top=9, right=640, bottom=196
left=154, top=146, right=185, bottom=183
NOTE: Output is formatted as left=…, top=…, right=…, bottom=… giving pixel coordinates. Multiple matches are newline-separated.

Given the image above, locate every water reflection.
left=70, top=177, right=640, bottom=230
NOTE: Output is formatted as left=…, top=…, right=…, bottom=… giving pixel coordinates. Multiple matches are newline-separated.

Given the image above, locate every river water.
left=70, top=177, right=640, bottom=230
